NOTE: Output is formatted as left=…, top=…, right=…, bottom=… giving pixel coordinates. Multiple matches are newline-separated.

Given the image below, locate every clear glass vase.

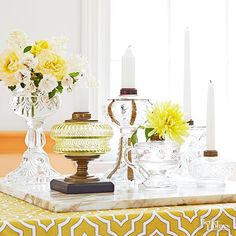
left=5, top=91, right=61, bottom=184
left=124, top=140, right=181, bottom=190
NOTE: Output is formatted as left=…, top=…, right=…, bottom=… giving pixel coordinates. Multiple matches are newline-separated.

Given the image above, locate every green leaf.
left=145, top=128, right=155, bottom=141
left=131, top=131, right=138, bottom=146
left=49, top=89, right=56, bottom=99
left=69, top=72, right=79, bottom=78
left=72, top=77, right=77, bottom=84
left=32, top=72, right=43, bottom=87
left=33, top=78, right=40, bottom=87
left=34, top=73, right=43, bottom=79
left=8, top=85, right=16, bottom=91
left=23, top=46, right=32, bottom=53
left=56, top=81, right=63, bottom=93
left=139, top=125, right=146, bottom=129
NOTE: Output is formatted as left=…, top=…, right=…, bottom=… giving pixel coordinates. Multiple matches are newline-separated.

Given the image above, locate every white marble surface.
left=1, top=180, right=236, bottom=213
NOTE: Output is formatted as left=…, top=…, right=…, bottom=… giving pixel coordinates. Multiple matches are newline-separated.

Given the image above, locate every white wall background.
left=110, top=0, right=236, bottom=157
left=0, top=0, right=80, bottom=130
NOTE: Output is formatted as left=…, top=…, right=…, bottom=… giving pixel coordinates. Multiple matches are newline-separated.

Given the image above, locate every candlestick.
left=73, top=80, right=90, bottom=112
left=122, top=46, right=135, bottom=89
left=184, top=28, right=191, bottom=120
left=206, top=81, right=215, bottom=151
left=106, top=95, right=151, bottom=182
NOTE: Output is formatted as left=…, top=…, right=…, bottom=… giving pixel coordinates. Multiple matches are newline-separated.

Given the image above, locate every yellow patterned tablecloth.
left=0, top=192, right=236, bottom=236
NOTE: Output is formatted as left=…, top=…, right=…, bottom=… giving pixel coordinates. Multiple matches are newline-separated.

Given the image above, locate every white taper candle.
left=122, top=46, right=135, bottom=88
left=206, top=80, right=215, bottom=150
left=184, top=28, right=191, bottom=120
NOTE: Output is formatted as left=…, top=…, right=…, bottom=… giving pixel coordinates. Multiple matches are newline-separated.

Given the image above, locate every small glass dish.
left=188, top=156, right=236, bottom=187
left=124, top=140, right=181, bottom=190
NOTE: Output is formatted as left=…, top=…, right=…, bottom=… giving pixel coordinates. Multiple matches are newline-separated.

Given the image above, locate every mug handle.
left=124, top=147, right=150, bottom=182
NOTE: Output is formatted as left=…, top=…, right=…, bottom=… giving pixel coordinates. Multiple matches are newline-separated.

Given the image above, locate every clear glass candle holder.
left=179, top=125, right=206, bottom=176
left=105, top=95, right=151, bottom=183
left=188, top=156, right=236, bottom=187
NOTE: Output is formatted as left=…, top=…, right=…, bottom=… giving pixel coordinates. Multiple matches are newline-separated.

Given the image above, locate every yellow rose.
left=31, top=40, right=51, bottom=56
left=0, top=50, right=20, bottom=86
left=36, top=50, right=67, bottom=80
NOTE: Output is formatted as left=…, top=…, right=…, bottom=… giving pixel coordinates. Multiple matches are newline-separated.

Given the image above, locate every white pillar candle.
left=73, top=80, right=90, bottom=112
left=183, top=28, right=191, bottom=120
left=122, top=46, right=135, bottom=88
left=206, top=81, right=215, bottom=150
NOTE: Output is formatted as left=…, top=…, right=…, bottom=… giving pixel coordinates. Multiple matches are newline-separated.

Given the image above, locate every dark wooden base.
left=50, top=179, right=115, bottom=194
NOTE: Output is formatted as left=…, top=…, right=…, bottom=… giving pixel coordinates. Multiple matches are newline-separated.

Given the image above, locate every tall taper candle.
left=184, top=28, right=191, bottom=120
left=122, top=46, right=135, bottom=88
left=206, top=81, right=215, bottom=150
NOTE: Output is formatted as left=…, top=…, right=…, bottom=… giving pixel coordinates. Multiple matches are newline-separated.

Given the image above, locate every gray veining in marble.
left=1, top=180, right=236, bottom=212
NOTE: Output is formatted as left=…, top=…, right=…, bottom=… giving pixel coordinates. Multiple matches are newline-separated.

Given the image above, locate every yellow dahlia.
left=146, top=102, right=189, bottom=144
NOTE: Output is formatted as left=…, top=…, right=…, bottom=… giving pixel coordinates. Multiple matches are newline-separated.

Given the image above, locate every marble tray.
left=1, top=180, right=236, bottom=213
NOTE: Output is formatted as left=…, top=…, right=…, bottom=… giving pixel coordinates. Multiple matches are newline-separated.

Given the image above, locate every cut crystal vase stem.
left=6, top=118, right=60, bottom=184
left=5, top=93, right=61, bottom=184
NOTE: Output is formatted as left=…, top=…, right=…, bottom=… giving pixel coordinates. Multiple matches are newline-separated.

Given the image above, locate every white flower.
left=15, top=69, right=31, bottom=83
left=51, top=36, right=68, bottom=54
left=67, top=55, right=87, bottom=77
left=86, top=74, right=98, bottom=88
left=61, top=75, right=73, bottom=88
left=20, top=53, right=38, bottom=69
left=7, top=30, right=28, bottom=49
left=25, top=81, right=36, bottom=93
left=38, top=75, right=58, bottom=93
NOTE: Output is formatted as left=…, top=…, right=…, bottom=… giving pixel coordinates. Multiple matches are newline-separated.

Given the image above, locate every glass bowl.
left=124, top=140, right=181, bottom=190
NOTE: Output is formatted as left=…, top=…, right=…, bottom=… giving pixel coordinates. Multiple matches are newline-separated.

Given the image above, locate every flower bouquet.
left=0, top=30, right=87, bottom=184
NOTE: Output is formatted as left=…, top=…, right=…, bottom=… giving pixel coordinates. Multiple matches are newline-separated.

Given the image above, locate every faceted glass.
left=105, top=95, right=151, bottom=182
left=124, top=140, right=181, bottom=190
left=188, top=157, right=236, bottom=187
left=5, top=91, right=61, bottom=184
